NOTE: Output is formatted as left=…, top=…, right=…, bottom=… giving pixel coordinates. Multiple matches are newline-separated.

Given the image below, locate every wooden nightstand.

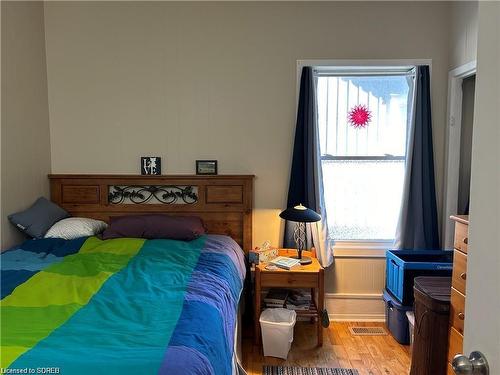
left=254, top=249, right=324, bottom=347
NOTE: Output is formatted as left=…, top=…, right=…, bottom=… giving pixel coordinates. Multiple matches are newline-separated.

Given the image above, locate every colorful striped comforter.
left=1, top=234, right=245, bottom=375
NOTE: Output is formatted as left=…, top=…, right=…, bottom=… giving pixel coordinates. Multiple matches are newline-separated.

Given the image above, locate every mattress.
left=1, top=234, right=246, bottom=375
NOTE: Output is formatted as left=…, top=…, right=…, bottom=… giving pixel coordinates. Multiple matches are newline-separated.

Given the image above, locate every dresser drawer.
left=452, top=250, right=467, bottom=294
left=447, top=362, right=455, bottom=375
left=450, top=287, right=466, bottom=334
left=454, top=222, right=469, bottom=253
left=260, top=272, right=318, bottom=288
left=448, top=326, right=464, bottom=362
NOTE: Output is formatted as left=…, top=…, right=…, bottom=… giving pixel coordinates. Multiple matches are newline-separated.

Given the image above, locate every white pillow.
left=44, top=217, right=108, bottom=240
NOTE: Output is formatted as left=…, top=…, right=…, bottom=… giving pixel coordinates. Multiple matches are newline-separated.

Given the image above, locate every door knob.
left=452, top=351, right=489, bottom=375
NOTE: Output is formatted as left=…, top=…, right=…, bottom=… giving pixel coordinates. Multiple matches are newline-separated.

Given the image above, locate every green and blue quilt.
left=1, top=234, right=245, bottom=375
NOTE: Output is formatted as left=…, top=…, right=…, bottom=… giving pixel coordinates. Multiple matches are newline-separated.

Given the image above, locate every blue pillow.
left=8, top=197, right=69, bottom=239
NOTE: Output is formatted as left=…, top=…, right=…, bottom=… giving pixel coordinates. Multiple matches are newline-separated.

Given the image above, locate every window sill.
left=331, top=240, right=393, bottom=258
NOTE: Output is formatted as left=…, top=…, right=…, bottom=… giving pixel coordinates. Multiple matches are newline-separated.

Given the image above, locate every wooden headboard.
left=48, top=174, right=254, bottom=250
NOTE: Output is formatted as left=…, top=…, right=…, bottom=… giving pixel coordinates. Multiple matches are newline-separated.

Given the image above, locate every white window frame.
left=296, top=59, right=432, bottom=255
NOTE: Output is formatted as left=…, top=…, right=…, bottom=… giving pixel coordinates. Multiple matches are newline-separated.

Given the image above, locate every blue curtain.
left=283, top=66, right=333, bottom=266
left=395, top=66, right=440, bottom=249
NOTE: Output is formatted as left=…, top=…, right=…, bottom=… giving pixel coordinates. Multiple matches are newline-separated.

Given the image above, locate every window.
left=316, top=66, right=415, bottom=241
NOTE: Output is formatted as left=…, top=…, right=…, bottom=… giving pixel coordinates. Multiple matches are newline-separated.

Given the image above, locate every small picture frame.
left=196, top=160, right=218, bottom=175
left=141, top=157, right=161, bottom=175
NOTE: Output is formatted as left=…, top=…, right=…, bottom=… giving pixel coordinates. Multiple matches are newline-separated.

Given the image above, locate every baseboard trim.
left=328, top=313, right=386, bottom=322
left=326, top=293, right=383, bottom=300
left=325, top=293, right=386, bottom=322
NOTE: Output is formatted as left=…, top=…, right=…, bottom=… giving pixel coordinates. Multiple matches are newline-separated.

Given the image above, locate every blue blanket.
left=1, top=234, right=245, bottom=375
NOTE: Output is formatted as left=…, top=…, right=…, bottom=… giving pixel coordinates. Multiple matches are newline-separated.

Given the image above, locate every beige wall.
left=44, top=1, right=451, bottom=243
left=43, top=2, right=451, bottom=301
left=449, top=1, right=478, bottom=69
left=1, top=2, right=51, bottom=249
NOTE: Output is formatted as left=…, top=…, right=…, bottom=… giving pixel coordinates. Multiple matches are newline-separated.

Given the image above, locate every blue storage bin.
left=383, top=289, right=412, bottom=345
left=386, top=250, right=453, bottom=305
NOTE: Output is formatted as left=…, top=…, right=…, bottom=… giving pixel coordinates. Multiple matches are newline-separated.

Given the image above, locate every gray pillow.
left=8, top=197, right=70, bottom=239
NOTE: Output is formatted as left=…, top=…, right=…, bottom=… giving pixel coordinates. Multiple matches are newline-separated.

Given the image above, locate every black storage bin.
left=383, top=289, right=412, bottom=345
left=410, top=276, right=451, bottom=375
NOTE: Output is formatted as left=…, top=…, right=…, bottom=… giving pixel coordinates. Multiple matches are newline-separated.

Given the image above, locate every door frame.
left=442, top=61, right=477, bottom=249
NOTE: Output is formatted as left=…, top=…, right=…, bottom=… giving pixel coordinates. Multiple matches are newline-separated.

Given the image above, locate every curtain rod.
left=314, top=71, right=416, bottom=77
left=313, top=66, right=416, bottom=77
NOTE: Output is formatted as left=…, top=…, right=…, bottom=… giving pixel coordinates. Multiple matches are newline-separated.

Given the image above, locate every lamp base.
left=291, top=255, right=312, bottom=265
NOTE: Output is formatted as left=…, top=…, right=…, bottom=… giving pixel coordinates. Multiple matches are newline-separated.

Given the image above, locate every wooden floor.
left=242, top=321, right=411, bottom=375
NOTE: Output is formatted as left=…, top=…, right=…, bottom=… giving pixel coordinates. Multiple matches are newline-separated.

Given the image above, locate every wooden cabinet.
left=447, top=215, right=469, bottom=370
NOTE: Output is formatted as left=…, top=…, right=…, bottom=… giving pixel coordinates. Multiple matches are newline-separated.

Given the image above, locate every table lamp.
left=279, top=204, right=321, bottom=265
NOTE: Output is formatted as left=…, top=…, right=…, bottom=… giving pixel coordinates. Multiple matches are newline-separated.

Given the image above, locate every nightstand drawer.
left=260, top=272, right=318, bottom=288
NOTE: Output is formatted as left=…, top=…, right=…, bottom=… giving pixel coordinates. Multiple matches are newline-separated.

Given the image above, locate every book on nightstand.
left=263, top=288, right=289, bottom=308
left=265, top=302, right=286, bottom=308
left=286, top=289, right=312, bottom=311
left=286, top=302, right=311, bottom=311
left=270, top=256, right=300, bottom=270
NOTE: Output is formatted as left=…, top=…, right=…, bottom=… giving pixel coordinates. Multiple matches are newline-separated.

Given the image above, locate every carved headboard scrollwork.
left=49, top=174, right=254, bottom=250
left=108, top=185, right=198, bottom=205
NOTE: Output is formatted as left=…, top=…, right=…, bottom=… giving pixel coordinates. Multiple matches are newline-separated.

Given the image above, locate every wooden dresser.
left=447, top=215, right=469, bottom=374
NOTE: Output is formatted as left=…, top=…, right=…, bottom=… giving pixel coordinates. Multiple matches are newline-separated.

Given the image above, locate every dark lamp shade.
left=279, top=204, right=321, bottom=223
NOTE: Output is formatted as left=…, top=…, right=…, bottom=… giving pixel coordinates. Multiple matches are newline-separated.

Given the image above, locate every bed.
left=1, top=174, right=254, bottom=375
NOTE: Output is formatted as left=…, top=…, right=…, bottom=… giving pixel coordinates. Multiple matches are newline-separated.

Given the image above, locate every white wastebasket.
left=259, top=308, right=297, bottom=359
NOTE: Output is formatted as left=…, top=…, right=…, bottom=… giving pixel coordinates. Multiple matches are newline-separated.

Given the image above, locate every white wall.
left=449, top=1, right=478, bottom=69
left=442, top=1, right=478, bottom=248
left=0, top=2, right=51, bottom=249
left=464, top=1, right=500, bottom=370
left=42, top=2, right=451, bottom=304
